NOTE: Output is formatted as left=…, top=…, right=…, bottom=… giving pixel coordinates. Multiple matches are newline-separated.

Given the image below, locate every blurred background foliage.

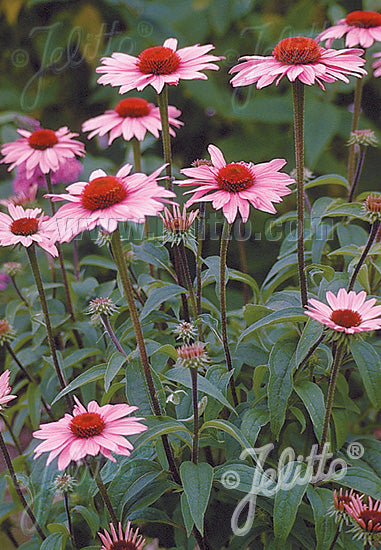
left=0, top=0, right=380, bottom=284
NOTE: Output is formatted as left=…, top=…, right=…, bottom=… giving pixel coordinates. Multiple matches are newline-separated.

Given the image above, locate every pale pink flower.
left=82, top=97, right=183, bottom=144
left=373, top=51, right=381, bottom=77
left=96, top=38, right=222, bottom=94
left=0, top=204, right=58, bottom=256
left=48, top=164, right=175, bottom=242
left=0, top=370, right=16, bottom=410
left=178, top=145, right=293, bottom=223
left=1, top=127, right=85, bottom=178
left=317, top=11, right=381, bottom=48
left=305, top=289, right=381, bottom=334
left=33, top=396, right=147, bottom=470
left=12, top=158, right=83, bottom=194
left=230, top=36, right=366, bottom=90
left=98, top=521, right=145, bottom=550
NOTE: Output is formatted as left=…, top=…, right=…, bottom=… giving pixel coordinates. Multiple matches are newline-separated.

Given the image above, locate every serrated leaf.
left=180, top=461, right=213, bottom=535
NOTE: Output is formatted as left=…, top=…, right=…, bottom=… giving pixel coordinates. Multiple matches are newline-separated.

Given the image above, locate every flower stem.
left=26, top=245, right=72, bottom=410
left=110, top=229, right=181, bottom=484
left=238, top=220, right=249, bottom=305
left=5, top=342, right=55, bottom=420
left=45, top=173, right=83, bottom=349
left=0, top=431, right=46, bottom=540
left=64, top=492, right=76, bottom=549
left=178, top=242, right=198, bottom=319
left=190, top=367, right=199, bottom=464
left=157, top=84, right=173, bottom=190
left=131, top=137, right=151, bottom=245
left=10, top=277, right=28, bottom=306
left=328, top=526, right=340, bottom=550
left=196, top=203, right=205, bottom=316
left=319, top=344, right=346, bottom=453
left=220, top=221, right=238, bottom=407
left=348, top=145, right=366, bottom=203
left=347, top=78, right=364, bottom=189
left=86, top=458, right=118, bottom=527
left=2, top=416, right=22, bottom=455
left=172, top=246, right=190, bottom=322
left=292, top=80, right=308, bottom=307
left=100, top=314, right=128, bottom=357
left=348, top=221, right=380, bottom=291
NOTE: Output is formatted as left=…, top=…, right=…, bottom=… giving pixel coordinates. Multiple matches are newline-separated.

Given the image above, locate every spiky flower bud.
left=159, top=205, right=198, bottom=247
left=52, top=473, right=77, bottom=494
left=87, top=297, right=118, bottom=317
left=95, top=229, right=112, bottom=247
left=290, top=167, right=314, bottom=183
left=173, top=321, right=197, bottom=344
left=347, top=129, right=378, bottom=147
left=176, top=343, right=209, bottom=370
left=2, top=262, right=23, bottom=277
left=364, top=193, right=381, bottom=223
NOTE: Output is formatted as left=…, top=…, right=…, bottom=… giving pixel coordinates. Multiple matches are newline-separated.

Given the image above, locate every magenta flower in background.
left=12, top=158, right=83, bottom=194
left=33, top=397, right=147, bottom=470
left=305, top=289, right=381, bottom=334
left=96, top=38, right=222, bottom=94
left=317, top=10, right=381, bottom=48
left=179, top=144, right=293, bottom=223
left=0, top=273, right=10, bottom=290
left=230, top=36, right=366, bottom=90
left=0, top=370, right=16, bottom=410
left=1, top=127, right=85, bottom=178
left=47, top=164, right=175, bottom=241
left=99, top=522, right=146, bottom=550
left=372, top=52, right=381, bottom=77
left=0, top=204, right=58, bottom=256
left=83, top=97, right=183, bottom=144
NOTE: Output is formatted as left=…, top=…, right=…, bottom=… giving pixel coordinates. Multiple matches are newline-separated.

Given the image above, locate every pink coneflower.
left=98, top=521, right=146, bottom=550
left=12, top=158, right=83, bottom=194
left=305, top=289, right=381, bottom=334
left=33, top=396, right=147, bottom=470
left=47, top=164, right=175, bottom=241
left=96, top=38, right=222, bottom=94
left=0, top=370, right=16, bottom=410
left=0, top=184, right=38, bottom=208
left=229, top=36, right=366, bottom=90
left=1, top=127, right=85, bottom=178
left=82, top=97, right=183, bottom=144
left=0, top=204, right=58, bottom=256
left=328, top=488, right=358, bottom=526
left=345, top=494, right=381, bottom=544
left=317, top=11, right=381, bottom=48
left=178, top=145, right=293, bottom=223
left=373, top=51, right=381, bottom=77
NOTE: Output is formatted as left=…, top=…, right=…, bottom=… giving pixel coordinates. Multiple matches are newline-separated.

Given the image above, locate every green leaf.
left=307, top=486, right=337, bottom=550
left=238, top=308, right=305, bottom=343
left=214, top=462, right=276, bottom=496
left=27, top=383, right=41, bottom=430
left=181, top=489, right=194, bottom=537
left=243, top=304, right=273, bottom=326
left=295, top=318, right=324, bottom=369
left=304, top=174, right=349, bottom=190
left=132, top=241, right=174, bottom=276
left=140, top=283, right=186, bottom=320
left=350, top=340, right=381, bottom=410
left=52, top=364, right=106, bottom=404
left=73, top=505, right=100, bottom=535
left=40, top=533, right=63, bottom=550
left=336, top=464, right=381, bottom=499
left=133, top=416, right=193, bottom=451
left=104, top=352, right=127, bottom=392
left=294, top=380, right=326, bottom=443
left=273, top=462, right=310, bottom=544
left=80, top=255, right=117, bottom=270
left=199, top=419, right=252, bottom=453
left=240, top=409, right=269, bottom=447
left=63, top=348, right=103, bottom=368
left=164, top=368, right=235, bottom=412
left=268, top=339, right=296, bottom=439
left=180, top=461, right=213, bottom=535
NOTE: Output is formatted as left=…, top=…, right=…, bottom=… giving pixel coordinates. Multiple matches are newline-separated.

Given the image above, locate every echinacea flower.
left=179, top=144, right=293, bottom=223
left=373, top=51, right=381, bottom=77
left=0, top=204, right=58, bottom=256
left=96, top=38, right=222, bottom=94
left=98, top=521, right=145, bottom=550
left=0, top=370, right=16, bottom=410
left=317, top=11, right=381, bottom=48
left=328, top=488, right=358, bottom=526
left=159, top=204, right=198, bottom=246
left=82, top=97, right=183, bottom=144
left=33, top=396, right=147, bottom=470
left=176, top=343, right=209, bottom=370
left=47, top=164, right=175, bottom=242
left=173, top=321, right=197, bottom=344
left=345, top=494, right=381, bottom=545
left=12, top=158, right=83, bottom=194
left=1, top=127, right=85, bottom=178
left=305, top=289, right=381, bottom=334
left=229, top=36, right=366, bottom=90
left=364, top=193, right=381, bottom=223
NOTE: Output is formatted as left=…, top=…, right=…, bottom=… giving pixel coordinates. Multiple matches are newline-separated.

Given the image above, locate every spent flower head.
left=364, top=193, right=381, bottom=223
left=347, top=129, right=378, bottom=147
left=87, top=297, right=119, bottom=317
left=176, top=343, right=209, bottom=370
left=52, top=473, right=77, bottom=495
left=328, top=489, right=358, bottom=527
left=173, top=321, right=197, bottom=344
left=345, top=494, right=381, bottom=546
left=0, top=320, right=16, bottom=346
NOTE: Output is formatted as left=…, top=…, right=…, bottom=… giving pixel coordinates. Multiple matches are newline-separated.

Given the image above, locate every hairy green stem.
left=220, top=221, right=238, bottom=407
left=26, top=245, right=72, bottom=410
left=348, top=221, right=380, bottom=291
left=179, top=242, right=198, bottom=319
left=238, top=221, right=249, bottom=305
left=2, top=416, right=22, bottom=455
left=157, top=85, right=173, bottom=190
left=64, top=492, right=76, bottom=549
left=110, top=229, right=181, bottom=484
left=196, top=203, right=205, bottom=316
left=292, top=80, right=308, bottom=307
left=347, top=78, right=364, bottom=189
left=10, top=277, right=28, bottom=306
left=348, top=145, right=366, bottom=203
left=100, top=314, right=128, bottom=357
left=319, top=344, right=346, bottom=453
left=0, top=432, right=46, bottom=539
left=191, top=367, right=199, bottom=464
left=86, top=459, right=118, bottom=527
